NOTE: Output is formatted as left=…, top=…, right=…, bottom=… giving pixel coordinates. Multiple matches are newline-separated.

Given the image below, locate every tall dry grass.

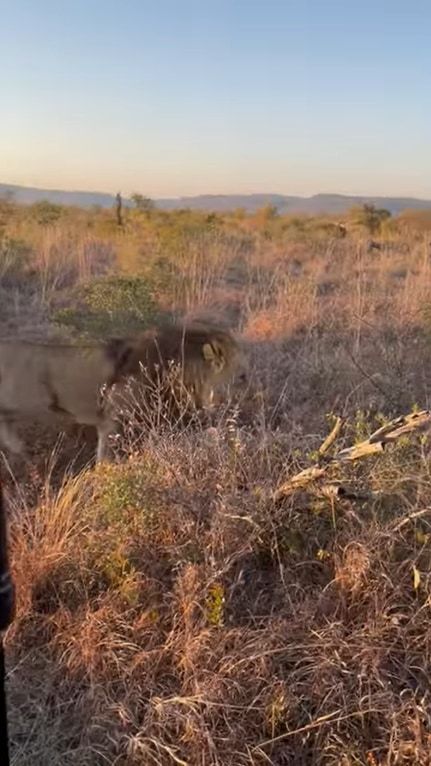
left=2, top=204, right=431, bottom=763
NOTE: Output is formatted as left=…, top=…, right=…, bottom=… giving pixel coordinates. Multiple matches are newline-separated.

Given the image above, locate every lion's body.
left=0, top=322, right=243, bottom=461
left=0, top=342, right=111, bottom=424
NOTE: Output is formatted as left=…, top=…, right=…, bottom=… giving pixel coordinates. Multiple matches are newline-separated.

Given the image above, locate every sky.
left=1, top=0, right=430, bottom=199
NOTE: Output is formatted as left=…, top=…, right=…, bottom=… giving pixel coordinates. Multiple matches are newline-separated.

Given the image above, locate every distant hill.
left=0, top=183, right=117, bottom=208
left=155, top=193, right=431, bottom=216
left=2, top=182, right=431, bottom=216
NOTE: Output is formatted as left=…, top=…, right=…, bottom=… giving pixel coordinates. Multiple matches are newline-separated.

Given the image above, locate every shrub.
left=54, top=275, right=160, bottom=338
left=92, top=459, right=165, bottom=528
left=130, top=193, right=155, bottom=213
left=31, top=200, right=64, bottom=226
left=349, top=203, right=392, bottom=235
left=0, top=236, right=32, bottom=283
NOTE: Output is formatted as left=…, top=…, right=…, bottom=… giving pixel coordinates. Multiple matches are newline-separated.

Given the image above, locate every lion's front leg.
left=95, top=417, right=117, bottom=463
left=0, top=418, right=25, bottom=457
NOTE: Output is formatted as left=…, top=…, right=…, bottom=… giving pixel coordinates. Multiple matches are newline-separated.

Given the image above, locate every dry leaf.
left=413, top=565, right=421, bottom=591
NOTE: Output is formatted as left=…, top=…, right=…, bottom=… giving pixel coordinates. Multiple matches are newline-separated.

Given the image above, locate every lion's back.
left=0, top=341, right=111, bottom=418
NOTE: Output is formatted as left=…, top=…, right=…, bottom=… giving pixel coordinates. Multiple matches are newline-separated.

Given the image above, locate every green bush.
left=349, top=203, right=391, bottom=235
left=0, top=237, right=32, bottom=282
left=31, top=200, right=64, bottom=226
left=54, top=275, right=160, bottom=338
left=93, top=460, right=163, bottom=527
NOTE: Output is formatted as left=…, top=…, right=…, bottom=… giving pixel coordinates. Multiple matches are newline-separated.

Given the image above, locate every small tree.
left=258, top=204, right=279, bottom=221
left=131, top=193, right=155, bottom=213
left=115, top=192, right=125, bottom=228
left=31, top=200, right=63, bottom=226
left=54, top=275, right=159, bottom=338
left=350, top=203, right=391, bottom=235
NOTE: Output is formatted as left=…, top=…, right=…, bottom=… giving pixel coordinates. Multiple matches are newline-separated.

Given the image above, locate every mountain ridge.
left=2, top=182, right=431, bottom=215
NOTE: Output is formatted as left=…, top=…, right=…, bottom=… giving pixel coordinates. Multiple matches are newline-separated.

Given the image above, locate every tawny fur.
left=0, top=322, right=245, bottom=462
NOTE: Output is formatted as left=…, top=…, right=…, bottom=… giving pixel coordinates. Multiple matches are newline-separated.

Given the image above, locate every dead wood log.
left=273, top=409, right=431, bottom=503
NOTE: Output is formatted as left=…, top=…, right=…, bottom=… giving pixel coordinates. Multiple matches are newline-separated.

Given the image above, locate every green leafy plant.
left=205, top=582, right=225, bottom=627
left=0, top=237, right=32, bottom=282
left=349, top=203, right=391, bottom=235
left=54, top=275, right=160, bottom=338
left=131, top=193, right=155, bottom=213
left=31, top=200, right=64, bottom=226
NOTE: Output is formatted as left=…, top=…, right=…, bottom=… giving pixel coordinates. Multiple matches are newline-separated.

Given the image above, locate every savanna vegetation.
left=2, top=194, right=431, bottom=764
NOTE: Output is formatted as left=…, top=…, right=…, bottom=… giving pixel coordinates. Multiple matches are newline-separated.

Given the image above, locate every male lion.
left=0, top=322, right=245, bottom=463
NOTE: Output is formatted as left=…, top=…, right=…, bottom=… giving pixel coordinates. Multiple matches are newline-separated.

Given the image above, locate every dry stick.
left=340, top=410, right=431, bottom=456
left=391, top=507, right=431, bottom=532
left=317, top=416, right=344, bottom=457
left=319, top=484, right=381, bottom=502
left=273, top=409, right=431, bottom=502
left=255, top=707, right=379, bottom=749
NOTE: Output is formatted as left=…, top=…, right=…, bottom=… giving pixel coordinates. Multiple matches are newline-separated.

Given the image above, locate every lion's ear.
left=202, top=341, right=225, bottom=372
left=202, top=342, right=215, bottom=362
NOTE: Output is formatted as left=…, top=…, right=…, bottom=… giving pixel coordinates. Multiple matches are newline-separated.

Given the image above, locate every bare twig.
left=255, top=707, right=379, bottom=749
left=345, top=347, right=395, bottom=405
left=391, top=507, right=431, bottom=532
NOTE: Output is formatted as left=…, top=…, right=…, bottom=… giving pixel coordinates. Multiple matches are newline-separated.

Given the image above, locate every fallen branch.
left=273, top=409, right=431, bottom=502
left=339, top=410, right=431, bottom=459
left=319, top=483, right=382, bottom=502
left=317, top=416, right=344, bottom=457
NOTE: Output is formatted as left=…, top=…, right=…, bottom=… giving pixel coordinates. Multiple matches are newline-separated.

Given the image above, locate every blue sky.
left=1, top=0, right=430, bottom=198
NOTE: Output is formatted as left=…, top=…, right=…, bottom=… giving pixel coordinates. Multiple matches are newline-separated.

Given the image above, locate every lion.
left=0, top=321, right=246, bottom=463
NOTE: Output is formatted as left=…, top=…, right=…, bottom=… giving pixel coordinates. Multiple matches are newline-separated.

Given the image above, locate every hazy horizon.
left=4, top=178, right=431, bottom=203
left=1, top=0, right=430, bottom=198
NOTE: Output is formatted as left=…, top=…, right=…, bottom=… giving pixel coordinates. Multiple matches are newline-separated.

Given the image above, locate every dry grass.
left=2, top=203, right=431, bottom=764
